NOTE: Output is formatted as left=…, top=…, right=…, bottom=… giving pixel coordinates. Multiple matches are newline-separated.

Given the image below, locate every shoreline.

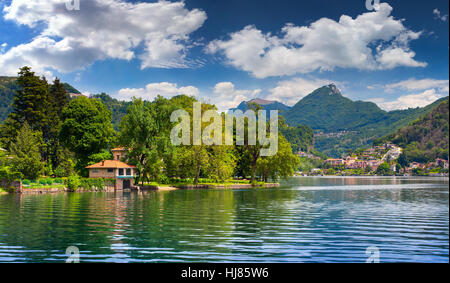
left=5, top=182, right=280, bottom=194
left=7, top=175, right=448, bottom=194
left=137, top=183, right=279, bottom=191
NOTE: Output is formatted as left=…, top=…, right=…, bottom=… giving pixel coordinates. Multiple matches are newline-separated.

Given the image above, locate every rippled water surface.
left=0, top=177, right=448, bottom=263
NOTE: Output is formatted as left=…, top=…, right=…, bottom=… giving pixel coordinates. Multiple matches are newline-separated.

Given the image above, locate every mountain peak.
left=325, top=84, right=341, bottom=95
left=231, top=98, right=291, bottom=112
left=248, top=98, right=278, bottom=105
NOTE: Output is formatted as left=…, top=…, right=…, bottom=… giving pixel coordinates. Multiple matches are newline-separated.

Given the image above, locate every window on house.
left=92, top=169, right=98, bottom=173
left=107, top=168, right=113, bottom=173
left=118, top=169, right=124, bottom=176
left=126, top=169, right=131, bottom=176
left=117, top=155, right=120, bottom=160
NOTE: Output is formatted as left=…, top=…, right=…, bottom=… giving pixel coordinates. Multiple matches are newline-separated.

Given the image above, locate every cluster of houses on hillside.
left=297, top=151, right=320, bottom=159
left=324, top=157, right=385, bottom=171
left=314, top=131, right=358, bottom=139
left=322, top=143, right=401, bottom=172
left=317, top=142, right=449, bottom=176
left=400, top=158, right=449, bottom=175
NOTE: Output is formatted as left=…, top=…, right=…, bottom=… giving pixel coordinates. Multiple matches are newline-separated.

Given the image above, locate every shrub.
left=22, top=179, right=31, bottom=185
left=79, top=178, right=92, bottom=190
left=54, top=178, right=63, bottom=184
left=39, top=179, right=47, bottom=185
left=92, top=178, right=104, bottom=191
left=66, top=175, right=80, bottom=192
left=78, top=178, right=105, bottom=191
left=158, top=175, right=170, bottom=185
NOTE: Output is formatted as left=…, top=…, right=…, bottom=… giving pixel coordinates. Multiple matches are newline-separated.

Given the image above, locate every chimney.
left=102, top=161, right=105, bottom=166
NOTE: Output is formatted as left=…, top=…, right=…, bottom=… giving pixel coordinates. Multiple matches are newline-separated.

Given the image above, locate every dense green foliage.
left=0, top=67, right=302, bottom=186
left=91, top=93, right=132, bottom=130
left=377, top=99, right=449, bottom=164
left=280, top=122, right=314, bottom=153
left=118, top=96, right=299, bottom=185
left=256, top=135, right=300, bottom=182
left=9, top=123, right=45, bottom=179
left=0, top=69, right=79, bottom=178
left=118, top=96, right=176, bottom=183
left=66, top=175, right=80, bottom=192
left=0, top=150, right=22, bottom=182
left=60, top=96, right=115, bottom=175
left=0, top=75, right=79, bottom=124
left=376, top=162, right=394, bottom=176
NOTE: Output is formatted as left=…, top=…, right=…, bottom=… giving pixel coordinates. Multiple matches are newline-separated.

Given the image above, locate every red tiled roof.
left=111, top=147, right=126, bottom=151
left=86, top=160, right=136, bottom=169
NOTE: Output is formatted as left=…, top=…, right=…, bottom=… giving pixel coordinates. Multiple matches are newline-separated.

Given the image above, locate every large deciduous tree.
left=118, top=96, right=174, bottom=184
left=256, top=135, right=300, bottom=182
left=60, top=96, right=115, bottom=175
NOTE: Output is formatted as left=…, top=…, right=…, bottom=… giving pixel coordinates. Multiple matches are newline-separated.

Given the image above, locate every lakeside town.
left=296, top=143, right=449, bottom=177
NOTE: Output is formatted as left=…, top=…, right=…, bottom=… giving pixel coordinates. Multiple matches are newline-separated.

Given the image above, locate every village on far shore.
left=295, top=143, right=449, bottom=177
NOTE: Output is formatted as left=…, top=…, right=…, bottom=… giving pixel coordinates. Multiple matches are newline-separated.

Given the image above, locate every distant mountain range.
left=232, top=84, right=449, bottom=157
left=230, top=98, right=291, bottom=113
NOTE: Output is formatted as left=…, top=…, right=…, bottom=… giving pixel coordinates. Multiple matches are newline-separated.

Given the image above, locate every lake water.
left=0, top=177, right=448, bottom=263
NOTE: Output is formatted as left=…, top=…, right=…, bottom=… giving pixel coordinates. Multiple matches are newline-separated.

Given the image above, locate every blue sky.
left=0, top=0, right=448, bottom=111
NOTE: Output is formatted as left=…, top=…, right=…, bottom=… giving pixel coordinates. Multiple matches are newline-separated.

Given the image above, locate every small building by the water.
left=86, top=160, right=136, bottom=190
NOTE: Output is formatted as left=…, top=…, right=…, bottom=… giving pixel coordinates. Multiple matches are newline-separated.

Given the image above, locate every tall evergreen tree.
left=0, top=67, right=50, bottom=150
left=9, top=67, right=49, bottom=133
left=46, top=78, right=70, bottom=169
left=49, top=78, right=69, bottom=117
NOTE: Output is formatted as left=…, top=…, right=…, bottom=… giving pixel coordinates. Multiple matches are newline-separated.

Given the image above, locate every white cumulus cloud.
left=206, top=3, right=426, bottom=78
left=264, top=77, right=340, bottom=105
left=117, top=82, right=199, bottom=101
left=385, top=78, right=449, bottom=93
left=372, top=89, right=445, bottom=111
left=433, top=8, right=448, bottom=22
left=0, top=0, right=207, bottom=76
left=212, top=82, right=261, bottom=112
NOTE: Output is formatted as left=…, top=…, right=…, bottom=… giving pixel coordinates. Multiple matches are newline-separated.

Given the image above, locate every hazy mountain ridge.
left=230, top=98, right=291, bottom=114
